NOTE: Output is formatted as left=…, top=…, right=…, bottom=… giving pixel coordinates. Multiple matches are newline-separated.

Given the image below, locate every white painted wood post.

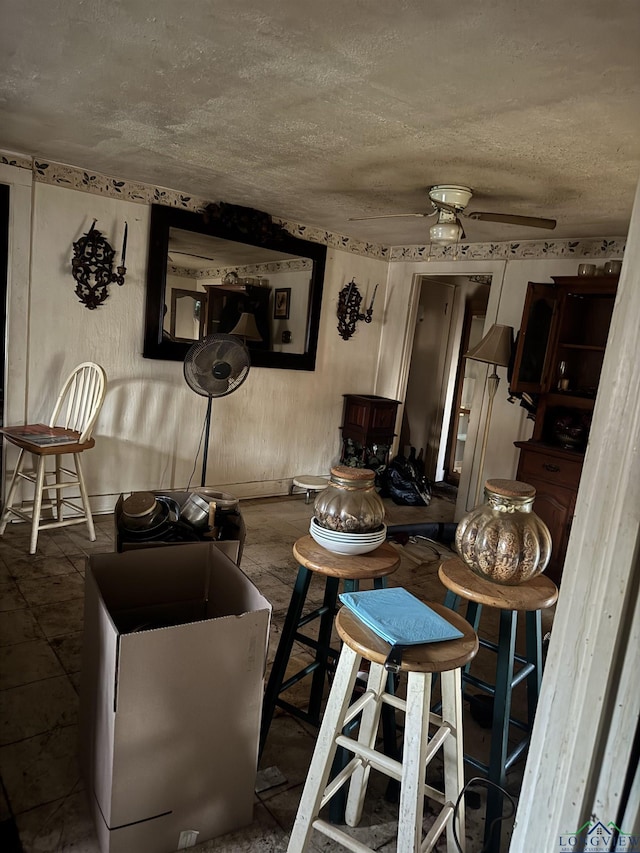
left=510, top=180, right=640, bottom=847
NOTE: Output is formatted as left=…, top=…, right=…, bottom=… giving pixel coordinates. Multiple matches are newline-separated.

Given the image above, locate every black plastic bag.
left=380, top=448, right=432, bottom=507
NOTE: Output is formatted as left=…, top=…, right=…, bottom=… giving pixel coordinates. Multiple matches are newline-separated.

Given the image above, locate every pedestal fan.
left=183, top=333, right=251, bottom=487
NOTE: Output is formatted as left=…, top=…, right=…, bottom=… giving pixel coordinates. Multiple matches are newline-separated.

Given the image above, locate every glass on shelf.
left=557, top=360, right=570, bottom=391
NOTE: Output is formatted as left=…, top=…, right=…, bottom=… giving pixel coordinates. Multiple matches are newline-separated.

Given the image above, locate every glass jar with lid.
left=455, top=479, right=551, bottom=585
left=314, top=466, right=385, bottom=533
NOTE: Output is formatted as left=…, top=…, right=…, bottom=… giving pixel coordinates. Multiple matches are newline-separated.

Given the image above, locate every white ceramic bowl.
left=310, top=517, right=386, bottom=541
left=309, top=518, right=387, bottom=555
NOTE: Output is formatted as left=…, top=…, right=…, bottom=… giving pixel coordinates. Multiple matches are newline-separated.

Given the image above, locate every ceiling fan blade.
left=466, top=211, right=557, bottom=230
left=348, top=212, right=433, bottom=221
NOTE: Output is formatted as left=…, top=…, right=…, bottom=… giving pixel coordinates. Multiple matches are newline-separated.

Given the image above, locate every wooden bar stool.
left=287, top=603, right=478, bottom=853
left=438, top=557, right=558, bottom=853
left=260, top=535, right=400, bottom=755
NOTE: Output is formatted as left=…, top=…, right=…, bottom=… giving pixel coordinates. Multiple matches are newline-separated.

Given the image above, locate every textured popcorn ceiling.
left=1, top=0, right=639, bottom=245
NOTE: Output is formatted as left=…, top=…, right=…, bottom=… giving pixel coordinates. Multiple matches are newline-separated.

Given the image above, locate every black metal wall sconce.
left=337, top=278, right=378, bottom=341
left=71, top=220, right=127, bottom=309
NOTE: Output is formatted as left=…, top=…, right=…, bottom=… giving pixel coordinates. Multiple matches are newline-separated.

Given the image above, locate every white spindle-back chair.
left=0, top=362, right=107, bottom=554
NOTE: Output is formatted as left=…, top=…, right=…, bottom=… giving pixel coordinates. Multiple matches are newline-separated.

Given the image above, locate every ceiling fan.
left=349, top=185, right=556, bottom=243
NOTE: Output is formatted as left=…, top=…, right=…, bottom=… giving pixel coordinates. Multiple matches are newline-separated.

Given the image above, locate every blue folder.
left=339, top=587, right=463, bottom=646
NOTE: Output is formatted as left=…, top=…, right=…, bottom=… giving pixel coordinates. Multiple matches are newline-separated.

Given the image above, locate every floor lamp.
left=465, top=323, right=514, bottom=506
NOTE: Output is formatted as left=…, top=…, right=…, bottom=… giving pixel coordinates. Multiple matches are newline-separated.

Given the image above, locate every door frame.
left=0, top=163, right=33, bottom=505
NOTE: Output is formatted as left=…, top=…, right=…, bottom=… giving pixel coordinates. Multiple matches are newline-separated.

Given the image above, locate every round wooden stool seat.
left=292, top=474, right=328, bottom=491
left=438, top=556, right=558, bottom=612
left=336, top=603, right=479, bottom=674
left=291, top=474, right=328, bottom=503
left=293, top=535, right=400, bottom=580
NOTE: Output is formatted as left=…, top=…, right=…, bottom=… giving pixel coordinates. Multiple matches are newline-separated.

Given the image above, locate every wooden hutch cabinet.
left=512, top=274, right=618, bottom=584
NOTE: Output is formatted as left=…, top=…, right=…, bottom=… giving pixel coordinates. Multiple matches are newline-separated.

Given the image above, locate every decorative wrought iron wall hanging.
left=337, top=279, right=378, bottom=340
left=71, top=220, right=127, bottom=309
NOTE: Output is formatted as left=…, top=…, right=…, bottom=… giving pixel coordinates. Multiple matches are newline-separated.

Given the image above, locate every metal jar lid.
left=122, top=491, right=158, bottom=518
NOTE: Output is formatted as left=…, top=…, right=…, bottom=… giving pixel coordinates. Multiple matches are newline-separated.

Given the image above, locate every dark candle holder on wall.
left=71, top=220, right=127, bottom=309
left=337, top=278, right=378, bottom=341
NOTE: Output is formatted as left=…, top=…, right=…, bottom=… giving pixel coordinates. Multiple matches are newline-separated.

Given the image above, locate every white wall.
left=268, top=267, right=311, bottom=355
left=3, top=180, right=388, bottom=512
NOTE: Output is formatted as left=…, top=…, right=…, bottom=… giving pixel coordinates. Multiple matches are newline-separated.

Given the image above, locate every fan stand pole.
left=201, top=396, right=213, bottom=488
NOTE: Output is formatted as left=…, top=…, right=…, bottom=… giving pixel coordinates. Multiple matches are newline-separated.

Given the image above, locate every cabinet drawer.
left=518, top=450, right=582, bottom=490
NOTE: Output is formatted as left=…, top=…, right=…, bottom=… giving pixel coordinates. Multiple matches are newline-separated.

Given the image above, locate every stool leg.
left=344, top=661, right=388, bottom=827
left=260, top=566, right=313, bottom=757
left=376, top=566, right=400, bottom=805
left=29, top=456, right=48, bottom=555
left=328, top=576, right=357, bottom=824
left=308, top=576, right=340, bottom=723
left=287, top=644, right=361, bottom=853
left=484, top=609, right=517, bottom=853
left=397, top=670, right=432, bottom=853
left=525, top=610, right=543, bottom=728
left=441, top=667, right=465, bottom=853
left=462, top=601, right=482, bottom=677
left=0, top=449, right=26, bottom=535
left=443, top=589, right=459, bottom=611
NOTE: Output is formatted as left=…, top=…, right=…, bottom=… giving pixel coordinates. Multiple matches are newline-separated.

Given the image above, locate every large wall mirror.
left=144, top=203, right=327, bottom=370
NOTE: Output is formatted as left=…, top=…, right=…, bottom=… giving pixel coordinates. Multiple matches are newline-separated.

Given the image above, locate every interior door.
left=403, top=280, right=455, bottom=480
left=444, top=302, right=487, bottom=485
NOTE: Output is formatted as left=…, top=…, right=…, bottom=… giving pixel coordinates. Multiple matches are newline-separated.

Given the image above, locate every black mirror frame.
left=143, top=203, right=327, bottom=370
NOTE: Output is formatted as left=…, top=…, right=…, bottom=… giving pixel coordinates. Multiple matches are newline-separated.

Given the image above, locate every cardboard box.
left=113, top=492, right=246, bottom=563
left=79, top=543, right=271, bottom=853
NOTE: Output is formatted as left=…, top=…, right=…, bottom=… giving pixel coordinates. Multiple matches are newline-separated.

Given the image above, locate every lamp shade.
left=465, top=323, right=513, bottom=367
left=229, top=312, right=262, bottom=342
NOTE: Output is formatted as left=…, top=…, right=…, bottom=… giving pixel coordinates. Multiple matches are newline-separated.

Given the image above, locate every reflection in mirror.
left=169, top=288, right=206, bottom=341
left=165, top=228, right=313, bottom=355
left=144, top=204, right=327, bottom=370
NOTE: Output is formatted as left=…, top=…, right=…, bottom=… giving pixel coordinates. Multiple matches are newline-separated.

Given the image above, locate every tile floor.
left=0, top=487, right=555, bottom=853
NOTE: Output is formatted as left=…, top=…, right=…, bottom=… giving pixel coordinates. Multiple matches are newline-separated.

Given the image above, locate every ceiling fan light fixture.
left=429, top=210, right=463, bottom=244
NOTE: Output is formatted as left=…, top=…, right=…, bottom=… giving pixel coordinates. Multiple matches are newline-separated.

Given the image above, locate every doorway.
left=402, top=275, right=490, bottom=485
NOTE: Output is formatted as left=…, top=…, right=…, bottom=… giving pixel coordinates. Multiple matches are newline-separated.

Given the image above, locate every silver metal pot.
left=195, top=490, right=239, bottom=513
left=181, top=492, right=213, bottom=530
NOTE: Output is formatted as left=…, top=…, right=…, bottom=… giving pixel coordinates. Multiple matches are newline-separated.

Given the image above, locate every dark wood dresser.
left=340, top=394, right=400, bottom=468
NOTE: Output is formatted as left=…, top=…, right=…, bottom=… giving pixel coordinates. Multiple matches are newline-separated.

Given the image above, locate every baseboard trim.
left=3, top=480, right=297, bottom=522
